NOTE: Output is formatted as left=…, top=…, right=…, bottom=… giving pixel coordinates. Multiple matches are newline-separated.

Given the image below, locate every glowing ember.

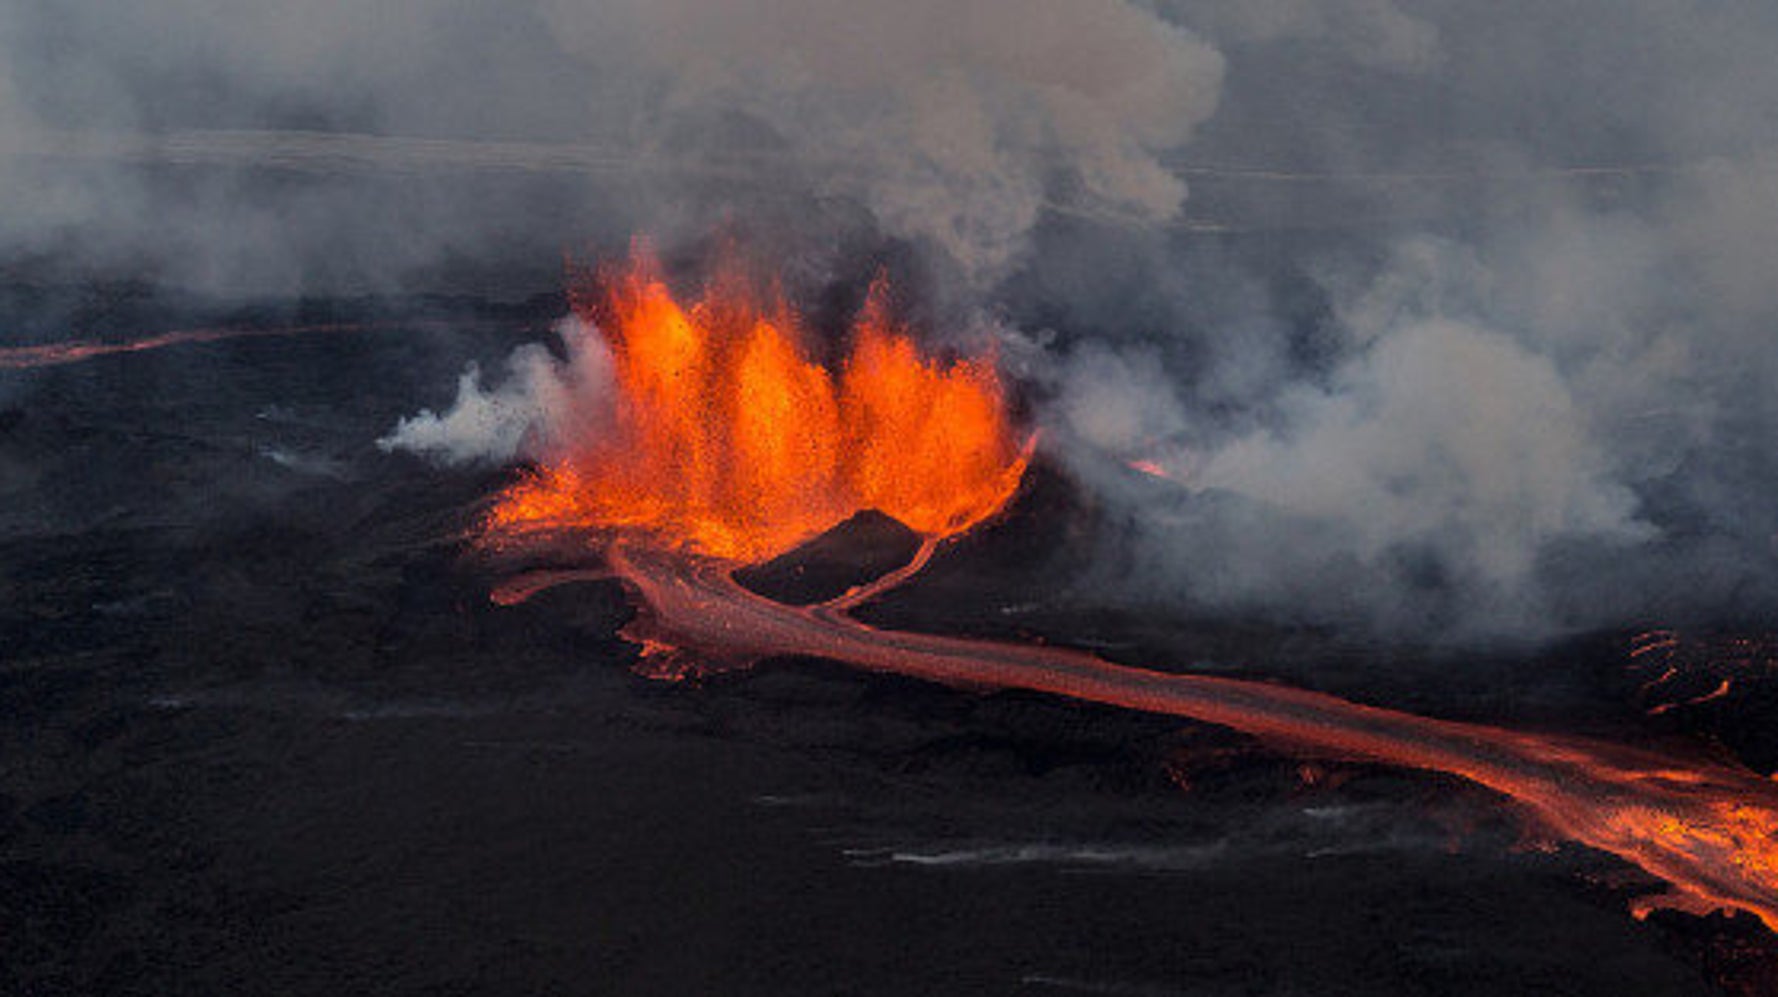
left=1127, top=458, right=1171, bottom=480
left=1629, top=629, right=1778, bottom=717
left=487, top=248, right=1030, bottom=561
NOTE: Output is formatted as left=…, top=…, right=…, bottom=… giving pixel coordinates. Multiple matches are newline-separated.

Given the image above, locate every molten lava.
left=481, top=246, right=1778, bottom=938
left=487, top=250, right=1030, bottom=561
left=586, top=546, right=1778, bottom=933
left=0, top=321, right=409, bottom=370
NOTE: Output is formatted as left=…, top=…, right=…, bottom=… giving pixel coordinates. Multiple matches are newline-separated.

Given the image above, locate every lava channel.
left=563, top=542, right=1778, bottom=933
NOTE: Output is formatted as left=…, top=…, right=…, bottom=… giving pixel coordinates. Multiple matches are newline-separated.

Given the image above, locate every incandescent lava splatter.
left=487, top=247, right=1030, bottom=561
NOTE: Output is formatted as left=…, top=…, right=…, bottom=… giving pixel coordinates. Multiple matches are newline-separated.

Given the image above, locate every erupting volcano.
left=487, top=248, right=1030, bottom=561
left=486, top=248, right=1778, bottom=940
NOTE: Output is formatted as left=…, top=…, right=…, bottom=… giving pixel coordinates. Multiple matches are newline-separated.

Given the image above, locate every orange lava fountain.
left=482, top=246, right=1778, bottom=936
left=487, top=249, right=1030, bottom=562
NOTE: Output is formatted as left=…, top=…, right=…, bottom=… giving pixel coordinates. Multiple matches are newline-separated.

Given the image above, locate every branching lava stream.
left=485, top=248, right=1778, bottom=934
left=583, top=542, right=1778, bottom=933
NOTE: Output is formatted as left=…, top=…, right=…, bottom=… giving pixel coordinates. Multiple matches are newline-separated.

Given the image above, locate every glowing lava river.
left=487, top=245, right=1778, bottom=936
left=503, top=542, right=1774, bottom=935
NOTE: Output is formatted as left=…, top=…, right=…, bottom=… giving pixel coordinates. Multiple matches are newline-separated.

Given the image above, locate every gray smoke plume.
left=6, top=1, right=1778, bottom=642
left=0, top=0, right=1222, bottom=292
left=1028, top=1, right=1778, bottom=640
left=540, top=0, right=1222, bottom=281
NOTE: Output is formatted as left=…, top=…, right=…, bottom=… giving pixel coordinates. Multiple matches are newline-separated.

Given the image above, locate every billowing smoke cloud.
left=541, top=0, right=1222, bottom=281
left=377, top=359, right=547, bottom=467
left=8, top=0, right=1778, bottom=642
left=1179, top=0, right=1439, bottom=73
left=379, top=317, right=612, bottom=465
left=0, top=0, right=1221, bottom=292
left=1054, top=342, right=1190, bottom=459
left=1030, top=1, right=1778, bottom=640
left=1197, top=317, right=1649, bottom=586
left=1042, top=161, right=1778, bottom=637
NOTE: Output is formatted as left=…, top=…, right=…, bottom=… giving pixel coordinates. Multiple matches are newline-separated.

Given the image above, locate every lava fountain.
left=487, top=248, right=1030, bottom=561
left=486, top=248, right=1778, bottom=933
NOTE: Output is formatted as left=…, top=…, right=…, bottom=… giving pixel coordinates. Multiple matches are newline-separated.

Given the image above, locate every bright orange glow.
left=1127, top=459, right=1171, bottom=479
left=487, top=247, right=1030, bottom=562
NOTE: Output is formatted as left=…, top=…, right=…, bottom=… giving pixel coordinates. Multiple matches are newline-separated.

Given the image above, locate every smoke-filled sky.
left=7, top=0, right=1778, bottom=641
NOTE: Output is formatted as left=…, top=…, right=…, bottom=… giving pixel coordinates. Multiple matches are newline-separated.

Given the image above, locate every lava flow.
left=0, top=321, right=418, bottom=370
left=592, top=545, right=1778, bottom=932
left=485, top=252, right=1778, bottom=934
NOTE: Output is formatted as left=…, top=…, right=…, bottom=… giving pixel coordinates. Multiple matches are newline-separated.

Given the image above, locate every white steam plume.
left=378, top=318, right=612, bottom=466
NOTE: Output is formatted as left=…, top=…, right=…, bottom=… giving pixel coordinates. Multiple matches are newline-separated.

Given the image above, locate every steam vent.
left=5, top=3, right=1778, bottom=995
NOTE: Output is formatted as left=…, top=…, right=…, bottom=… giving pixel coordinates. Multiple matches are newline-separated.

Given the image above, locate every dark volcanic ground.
left=2, top=292, right=1775, bottom=996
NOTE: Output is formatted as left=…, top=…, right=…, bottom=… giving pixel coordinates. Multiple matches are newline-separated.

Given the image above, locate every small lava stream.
left=574, top=542, right=1778, bottom=932
left=0, top=323, right=369, bottom=370
left=0, top=318, right=500, bottom=371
